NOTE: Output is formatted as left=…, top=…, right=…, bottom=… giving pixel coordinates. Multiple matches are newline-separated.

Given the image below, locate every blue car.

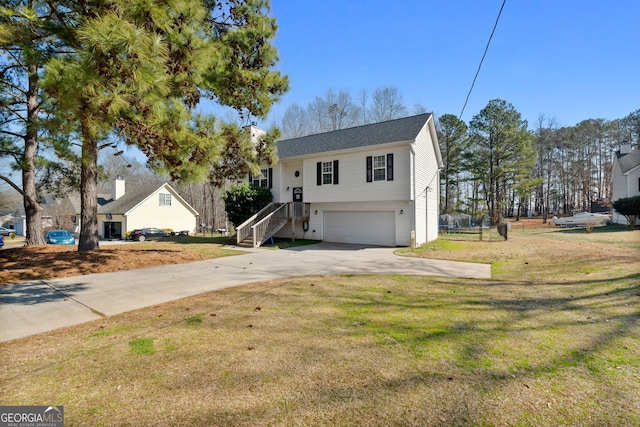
left=0, top=235, right=4, bottom=248
left=45, top=230, right=76, bottom=245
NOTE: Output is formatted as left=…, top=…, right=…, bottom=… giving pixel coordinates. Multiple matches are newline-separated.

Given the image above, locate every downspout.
left=425, top=185, right=432, bottom=242
left=411, top=148, right=417, bottom=248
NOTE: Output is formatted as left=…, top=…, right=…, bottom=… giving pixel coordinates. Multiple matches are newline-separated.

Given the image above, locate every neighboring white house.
left=10, top=195, right=72, bottom=236
left=97, top=180, right=199, bottom=239
left=611, top=144, right=640, bottom=225
left=243, top=113, right=442, bottom=247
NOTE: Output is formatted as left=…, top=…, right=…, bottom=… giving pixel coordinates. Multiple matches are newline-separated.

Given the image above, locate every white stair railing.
left=252, top=203, right=289, bottom=248
left=236, top=203, right=280, bottom=245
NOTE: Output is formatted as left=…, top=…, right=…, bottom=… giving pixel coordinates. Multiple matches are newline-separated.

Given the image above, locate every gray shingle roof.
left=618, top=149, right=640, bottom=173
left=276, top=113, right=432, bottom=159
left=97, top=184, right=165, bottom=214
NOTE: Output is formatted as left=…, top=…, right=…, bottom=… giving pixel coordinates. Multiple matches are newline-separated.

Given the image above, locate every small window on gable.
left=159, top=193, right=172, bottom=206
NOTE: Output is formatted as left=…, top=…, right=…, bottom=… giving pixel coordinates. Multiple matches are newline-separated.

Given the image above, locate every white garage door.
left=323, top=211, right=396, bottom=246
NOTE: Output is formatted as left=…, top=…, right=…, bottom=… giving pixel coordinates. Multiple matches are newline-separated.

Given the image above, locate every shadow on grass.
left=189, top=272, right=640, bottom=425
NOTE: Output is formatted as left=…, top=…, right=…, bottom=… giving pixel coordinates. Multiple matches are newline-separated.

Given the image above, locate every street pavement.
left=0, top=243, right=491, bottom=342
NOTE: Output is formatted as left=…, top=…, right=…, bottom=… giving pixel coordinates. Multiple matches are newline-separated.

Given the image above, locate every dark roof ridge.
left=277, top=113, right=432, bottom=143
left=276, top=113, right=433, bottom=159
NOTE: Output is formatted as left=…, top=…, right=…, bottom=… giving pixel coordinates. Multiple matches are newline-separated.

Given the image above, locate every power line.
left=459, top=0, right=507, bottom=120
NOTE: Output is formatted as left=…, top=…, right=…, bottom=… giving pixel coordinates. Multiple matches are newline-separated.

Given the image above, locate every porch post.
left=291, top=202, right=296, bottom=242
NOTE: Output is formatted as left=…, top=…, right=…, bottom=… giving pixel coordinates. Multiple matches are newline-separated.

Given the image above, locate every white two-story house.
left=611, top=144, right=640, bottom=225
left=239, top=113, right=442, bottom=247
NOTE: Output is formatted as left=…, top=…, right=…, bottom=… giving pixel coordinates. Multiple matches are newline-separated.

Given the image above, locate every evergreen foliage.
left=223, top=183, right=273, bottom=227
left=40, top=0, right=287, bottom=251
left=612, top=196, right=640, bottom=226
left=0, top=1, right=77, bottom=245
left=437, top=114, right=467, bottom=214
left=467, top=99, right=535, bottom=224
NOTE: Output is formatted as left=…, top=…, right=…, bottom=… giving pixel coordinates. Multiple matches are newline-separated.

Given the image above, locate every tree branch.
left=0, top=128, right=25, bottom=139
left=0, top=174, right=43, bottom=211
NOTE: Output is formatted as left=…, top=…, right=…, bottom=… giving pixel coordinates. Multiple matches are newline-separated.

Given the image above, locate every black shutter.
left=248, top=174, right=252, bottom=184
left=387, top=153, right=394, bottom=181
left=366, top=156, right=373, bottom=182
left=333, top=160, right=339, bottom=185
left=317, top=162, right=322, bottom=186
left=268, top=167, right=273, bottom=189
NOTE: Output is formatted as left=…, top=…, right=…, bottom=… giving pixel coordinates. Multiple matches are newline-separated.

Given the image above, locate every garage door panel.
left=323, top=211, right=395, bottom=246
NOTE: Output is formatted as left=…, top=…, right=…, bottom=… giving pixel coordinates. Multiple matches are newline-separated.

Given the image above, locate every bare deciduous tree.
left=369, top=86, right=408, bottom=123
left=278, top=86, right=412, bottom=139
left=281, top=103, right=309, bottom=138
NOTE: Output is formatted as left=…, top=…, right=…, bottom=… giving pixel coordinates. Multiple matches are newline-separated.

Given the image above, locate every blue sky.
left=260, top=0, right=639, bottom=129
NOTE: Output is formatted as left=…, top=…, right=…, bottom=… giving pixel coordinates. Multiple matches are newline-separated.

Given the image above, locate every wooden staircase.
left=235, top=202, right=310, bottom=248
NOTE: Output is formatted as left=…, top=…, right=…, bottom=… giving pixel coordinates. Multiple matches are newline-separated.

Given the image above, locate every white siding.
left=268, top=116, right=441, bottom=247
left=300, top=143, right=411, bottom=204
left=276, top=160, right=304, bottom=203
left=612, top=161, right=640, bottom=200
left=126, top=186, right=197, bottom=234
left=270, top=164, right=282, bottom=203
left=411, top=120, right=440, bottom=245
left=612, top=157, right=640, bottom=225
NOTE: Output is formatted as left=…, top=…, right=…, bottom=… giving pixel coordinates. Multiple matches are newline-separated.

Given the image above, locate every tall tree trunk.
left=78, top=121, right=100, bottom=251
left=23, top=62, right=45, bottom=246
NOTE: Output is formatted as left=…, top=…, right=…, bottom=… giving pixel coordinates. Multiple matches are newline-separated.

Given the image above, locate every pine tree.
left=468, top=99, right=534, bottom=224
left=0, top=1, right=70, bottom=245
left=44, top=0, right=288, bottom=251
left=437, top=114, right=467, bottom=214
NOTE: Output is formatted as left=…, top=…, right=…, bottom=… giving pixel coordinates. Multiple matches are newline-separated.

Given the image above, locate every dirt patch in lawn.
left=0, top=244, right=205, bottom=285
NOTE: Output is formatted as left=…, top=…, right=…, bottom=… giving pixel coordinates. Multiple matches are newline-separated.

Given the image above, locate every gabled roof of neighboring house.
left=38, top=194, right=80, bottom=216
left=97, top=183, right=198, bottom=216
left=97, top=183, right=159, bottom=214
left=617, top=149, right=640, bottom=174
left=66, top=195, right=81, bottom=214
left=276, top=113, right=435, bottom=159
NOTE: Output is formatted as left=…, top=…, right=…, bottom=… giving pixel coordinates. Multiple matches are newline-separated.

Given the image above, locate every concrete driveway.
left=0, top=243, right=490, bottom=342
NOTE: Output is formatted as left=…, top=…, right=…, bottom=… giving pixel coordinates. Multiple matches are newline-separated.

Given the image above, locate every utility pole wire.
left=459, top=0, right=507, bottom=120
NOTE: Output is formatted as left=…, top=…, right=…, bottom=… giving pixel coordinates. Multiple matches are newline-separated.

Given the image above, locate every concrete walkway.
left=0, top=243, right=490, bottom=342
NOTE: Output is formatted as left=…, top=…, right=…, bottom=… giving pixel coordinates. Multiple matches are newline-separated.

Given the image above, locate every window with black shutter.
left=366, top=153, right=393, bottom=182
left=317, top=160, right=339, bottom=185
left=250, top=168, right=270, bottom=187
